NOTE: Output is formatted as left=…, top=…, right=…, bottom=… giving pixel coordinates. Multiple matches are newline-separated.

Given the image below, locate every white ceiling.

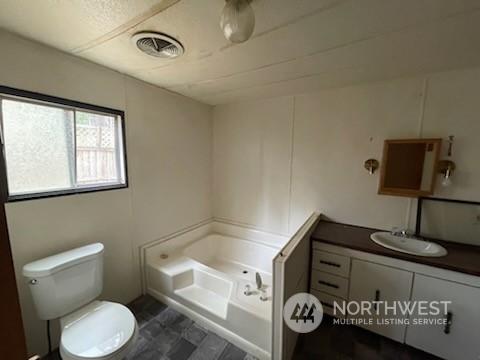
left=1, top=0, right=480, bottom=105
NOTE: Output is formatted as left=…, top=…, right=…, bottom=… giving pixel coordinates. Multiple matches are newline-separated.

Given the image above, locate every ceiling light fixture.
left=220, top=0, right=255, bottom=44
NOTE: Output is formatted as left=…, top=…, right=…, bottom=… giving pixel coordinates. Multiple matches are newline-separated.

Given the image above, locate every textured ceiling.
left=1, top=0, right=480, bottom=105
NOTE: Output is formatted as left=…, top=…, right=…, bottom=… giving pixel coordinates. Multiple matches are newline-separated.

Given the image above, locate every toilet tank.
left=23, top=243, right=104, bottom=320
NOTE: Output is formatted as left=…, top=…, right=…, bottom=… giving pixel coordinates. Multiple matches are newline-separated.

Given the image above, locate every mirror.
left=379, top=139, right=442, bottom=197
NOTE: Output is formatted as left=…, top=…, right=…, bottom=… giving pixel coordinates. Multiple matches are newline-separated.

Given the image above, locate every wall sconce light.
left=438, top=135, right=456, bottom=187
left=438, top=160, right=455, bottom=187
left=364, top=159, right=379, bottom=175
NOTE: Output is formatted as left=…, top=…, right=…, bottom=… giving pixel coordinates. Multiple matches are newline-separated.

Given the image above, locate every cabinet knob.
left=319, top=260, right=340, bottom=268
left=444, top=311, right=453, bottom=334
left=318, top=280, right=339, bottom=289
left=373, top=289, right=380, bottom=311
left=320, top=301, right=333, bottom=309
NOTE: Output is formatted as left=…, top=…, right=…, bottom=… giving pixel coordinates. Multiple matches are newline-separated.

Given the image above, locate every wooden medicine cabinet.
left=378, top=139, right=442, bottom=197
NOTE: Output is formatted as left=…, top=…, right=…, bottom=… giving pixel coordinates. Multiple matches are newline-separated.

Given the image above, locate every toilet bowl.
left=23, top=243, right=137, bottom=360
left=60, top=301, right=137, bottom=360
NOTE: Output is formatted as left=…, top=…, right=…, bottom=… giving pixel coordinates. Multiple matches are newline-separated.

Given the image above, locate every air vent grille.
left=132, top=32, right=184, bottom=59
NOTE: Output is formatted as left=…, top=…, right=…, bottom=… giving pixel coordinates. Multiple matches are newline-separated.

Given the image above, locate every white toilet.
left=23, top=243, right=138, bottom=360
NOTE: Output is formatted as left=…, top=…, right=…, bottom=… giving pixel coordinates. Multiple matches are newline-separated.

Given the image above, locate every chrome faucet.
left=255, top=272, right=263, bottom=290
left=255, top=272, right=269, bottom=301
left=259, top=288, right=268, bottom=302
left=244, top=273, right=264, bottom=297
left=391, top=227, right=413, bottom=238
left=244, top=284, right=253, bottom=296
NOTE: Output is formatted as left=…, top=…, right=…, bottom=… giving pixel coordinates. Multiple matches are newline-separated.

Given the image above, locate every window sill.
left=7, top=183, right=128, bottom=202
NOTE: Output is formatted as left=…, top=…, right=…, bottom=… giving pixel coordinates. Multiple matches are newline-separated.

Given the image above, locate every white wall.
left=213, top=98, right=294, bottom=235
left=213, top=67, right=480, bottom=235
left=0, top=30, right=212, bottom=356
left=126, top=78, right=212, bottom=246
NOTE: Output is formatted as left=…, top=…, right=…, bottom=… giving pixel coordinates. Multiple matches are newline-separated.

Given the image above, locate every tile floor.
left=126, top=295, right=256, bottom=360
left=41, top=296, right=441, bottom=360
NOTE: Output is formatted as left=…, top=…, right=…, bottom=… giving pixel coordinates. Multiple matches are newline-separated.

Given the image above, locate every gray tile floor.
left=127, top=295, right=257, bottom=360
left=42, top=294, right=257, bottom=360
left=40, top=295, right=441, bottom=360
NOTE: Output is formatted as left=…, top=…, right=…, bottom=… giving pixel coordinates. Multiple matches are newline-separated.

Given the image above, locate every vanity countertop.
left=311, top=220, right=480, bottom=277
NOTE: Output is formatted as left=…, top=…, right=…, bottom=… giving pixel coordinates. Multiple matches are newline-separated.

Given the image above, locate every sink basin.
left=370, top=232, right=447, bottom=257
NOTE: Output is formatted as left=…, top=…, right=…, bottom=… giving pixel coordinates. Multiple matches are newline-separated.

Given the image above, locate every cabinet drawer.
left=311, top=289, right=346, bottom=318
left=311, top=270, right=349, bottom=299
left=312, top=250, right=350, bottom=277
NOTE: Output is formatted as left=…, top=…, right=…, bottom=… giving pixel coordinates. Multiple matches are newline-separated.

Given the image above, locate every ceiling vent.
left=132, top=32, right=184, bottom=59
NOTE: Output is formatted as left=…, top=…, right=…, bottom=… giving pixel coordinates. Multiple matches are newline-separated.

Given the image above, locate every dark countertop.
left=311, top=221, right=480, bottom=277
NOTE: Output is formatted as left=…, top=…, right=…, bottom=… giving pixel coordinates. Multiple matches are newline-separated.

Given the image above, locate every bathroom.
left=0, top=1, right=479, bottom=360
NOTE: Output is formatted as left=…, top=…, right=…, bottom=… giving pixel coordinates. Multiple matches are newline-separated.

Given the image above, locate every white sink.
left=370, top=232, right=448, bottom=257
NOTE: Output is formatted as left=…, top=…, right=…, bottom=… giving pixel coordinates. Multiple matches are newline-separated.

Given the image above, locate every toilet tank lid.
left=23, top=243, right=104, bottom=278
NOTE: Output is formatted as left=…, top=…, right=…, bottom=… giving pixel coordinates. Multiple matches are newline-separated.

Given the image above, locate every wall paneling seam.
left=287, top=96, right=296, bottom=234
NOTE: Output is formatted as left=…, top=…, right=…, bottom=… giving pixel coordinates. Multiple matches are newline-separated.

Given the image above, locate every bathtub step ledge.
left=174, top=285, right=229, bottom=319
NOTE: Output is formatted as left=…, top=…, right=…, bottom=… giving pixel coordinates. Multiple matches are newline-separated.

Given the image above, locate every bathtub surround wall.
left=213, top=98, right=294, bottom=235
left=212, top=67, right=480, bottom=236
left=0, top=29, right=212, bottom=357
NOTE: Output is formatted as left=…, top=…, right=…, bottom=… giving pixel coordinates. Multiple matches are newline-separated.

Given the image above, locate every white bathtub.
left=144, top=222, right=288, bottom=359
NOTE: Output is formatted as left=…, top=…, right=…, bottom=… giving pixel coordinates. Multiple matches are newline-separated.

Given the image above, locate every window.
left=0, top=87, right=127, bottom=201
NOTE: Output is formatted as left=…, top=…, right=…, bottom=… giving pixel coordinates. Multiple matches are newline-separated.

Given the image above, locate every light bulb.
left=441, top=166, right=453, bottom=187
left=220, top=0, right=255, bottom=43
left=441, top=176, right=452, bottom=187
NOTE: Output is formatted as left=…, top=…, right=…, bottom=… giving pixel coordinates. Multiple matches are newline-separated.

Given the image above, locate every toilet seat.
left=60, top=301, right=137, bottom=360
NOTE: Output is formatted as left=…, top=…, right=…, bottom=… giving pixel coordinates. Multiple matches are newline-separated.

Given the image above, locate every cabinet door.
left=349, top=259, right=413, bottom=342
left=272, top=214, right=320, bottom=360
left=406, top=274, right=480, bottom=360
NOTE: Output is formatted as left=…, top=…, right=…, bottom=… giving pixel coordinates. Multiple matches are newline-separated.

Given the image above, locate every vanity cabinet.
left=349, top=259, right=413, bottom=342
left=311, top=221, right=480, bottom=360
left=406, top=274, right=480, bottom=360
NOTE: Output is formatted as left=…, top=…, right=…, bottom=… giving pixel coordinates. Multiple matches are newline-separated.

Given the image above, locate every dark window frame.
left=0, top=85, right=129, bottom=202
left=415, top=197, right=480, bottom=236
